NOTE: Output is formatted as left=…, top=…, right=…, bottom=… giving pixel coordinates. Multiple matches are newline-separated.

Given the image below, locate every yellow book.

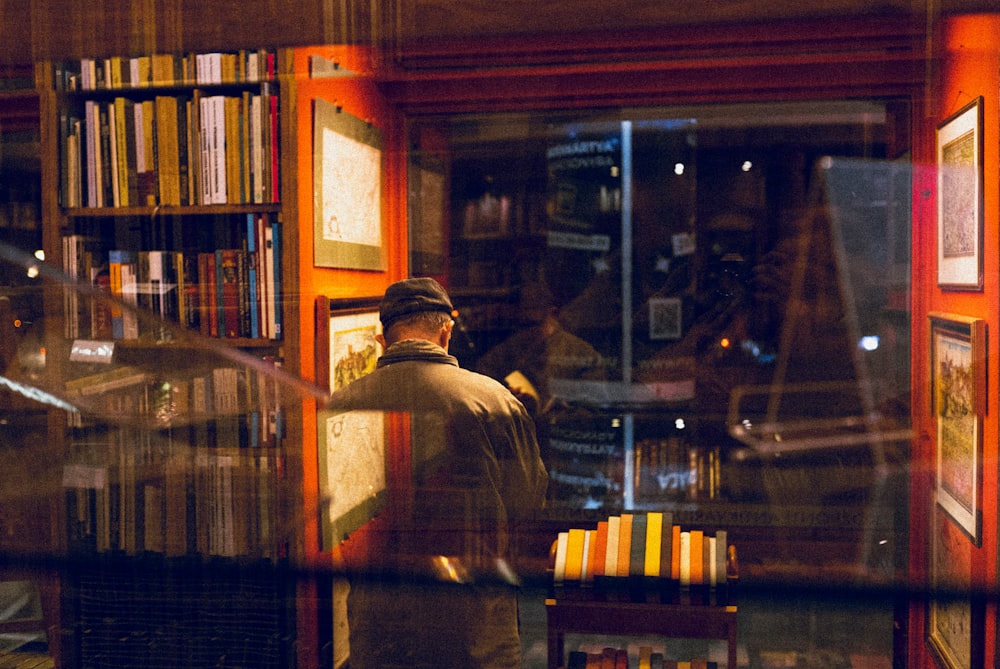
left=152, top=53, right=175, bottom=86
left=604, top=516, right=621, bottom=577
left=564, top=528, right=586, bottom=581
left=644, top=511, right=663, bottom=577
left=638, top=646, right=652, bottom=669
left=154, top=96, right=181, bottom=206
left=616, top=513, right=633, bottom=577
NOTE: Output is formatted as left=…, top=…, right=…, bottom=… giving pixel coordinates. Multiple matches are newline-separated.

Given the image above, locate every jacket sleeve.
left=493, top=401, right=549, bottom=523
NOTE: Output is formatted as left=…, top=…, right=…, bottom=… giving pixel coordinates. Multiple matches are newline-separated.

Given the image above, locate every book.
left=567, top=651, right=589, bottom=669
left=671, top=523, right=681, bottom=580
left=604, top=515, right=620, bottom=577
left=659, top=512, right=674, bottom=579
left=564, top=527, right=586, bottom=582
left=715, top=530, right=727, bottom=586
left=245, top=217, right=260, bottom=338
left=616, top=513, right=633, bottom=577
left=154, top=95, right=181, bottom=205
left=553, top=531, right=569, bottom=584
left=580, top=530, right=594, bottom=583
left=504, top=370, right=539, bottom=405
left=591, top=520, right=609, bottom=578
left=644, top=511, right=663, bottom=577
left=679, top=530, right=691, bottom=586
left=629, top=512, right=646, bottom=578
left=583, top=528, right=598, bottom=584
left=690, top=529, right=704, bottom=585
left=639, top=646, right=653, bottom=669
left=269, top=217, right=282, bottom=338
left=215, top=249, right=240, bottom=338
left=601, top=647, right=617, bottom=669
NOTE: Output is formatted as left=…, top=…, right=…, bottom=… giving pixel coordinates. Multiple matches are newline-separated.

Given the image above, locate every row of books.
left=53, top=49, right=279, bottom=92
left=552, top=512, right=732, bottom=588
left=64, top=446, right=283, bottom=559
left=59, top=85, right=279, bottom=208
left=64, top=359, right=287, bottom=450
left=62, top=216, right=282, bottom=342
left=566, top=648, right=718, bottom=669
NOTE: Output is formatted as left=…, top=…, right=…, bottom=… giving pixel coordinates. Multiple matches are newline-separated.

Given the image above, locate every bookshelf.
left=546, top=513, right=739, bottom=669
left=34, top=48, right=303, bottom=668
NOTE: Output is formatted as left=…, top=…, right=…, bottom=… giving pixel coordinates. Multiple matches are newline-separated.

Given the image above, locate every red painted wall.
left=909, top=13, right=1000, bottom=669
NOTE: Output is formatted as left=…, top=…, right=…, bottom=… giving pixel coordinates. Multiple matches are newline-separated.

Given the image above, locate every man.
left=325, top=277, right=548, bottom=669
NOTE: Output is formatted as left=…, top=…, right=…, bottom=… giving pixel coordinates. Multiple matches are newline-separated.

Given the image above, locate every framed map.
left=927, top=509, right=984, bottom=669
left=936, top=97, right=983, bottom=291
left=313, top=98, right=386, bottom=270
left=315, top=296, right=387, bottom=549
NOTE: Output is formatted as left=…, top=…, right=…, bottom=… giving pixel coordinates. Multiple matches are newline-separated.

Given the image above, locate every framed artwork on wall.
left=927, top=509, right=984, bottom=669
left=935, top=96, right=983, bottom=291
left=313, top=98, right=386, bottom=270
left=408, top=156, right=448, bottom=275
left=315, top=296, right=387, bottom=549
left=929, top=312, right=985, bottom=545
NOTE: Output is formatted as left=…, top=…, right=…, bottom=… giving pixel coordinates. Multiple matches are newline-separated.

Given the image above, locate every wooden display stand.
left=546, top=588, right=738, bottom=669
left=545, top=521, right=739, bottom=669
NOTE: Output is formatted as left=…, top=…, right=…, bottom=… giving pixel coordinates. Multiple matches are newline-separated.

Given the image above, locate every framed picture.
left=648, top=296, right=682, bottom=340
left=315, top=296, right=387, bottom=549
left=929, top=312, right=986, bottom=545
left=936, top=96, right=983, bottom=291
left=927, top=509, right=984, bottom=669
left=313, top=98, right=386, bottom=270
left=408, top=157, right=447, bottom=275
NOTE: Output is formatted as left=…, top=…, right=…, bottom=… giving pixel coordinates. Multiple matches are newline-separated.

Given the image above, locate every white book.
left=553, top=531, right=569, bottom=584
left=679, top=531, right=691, bottom=587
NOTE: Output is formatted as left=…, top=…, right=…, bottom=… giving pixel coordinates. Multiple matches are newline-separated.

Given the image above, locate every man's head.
left=379, top=277, right=455, bottom=348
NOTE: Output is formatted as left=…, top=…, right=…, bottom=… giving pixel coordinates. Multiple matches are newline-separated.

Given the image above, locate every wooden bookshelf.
left=34, top=47, right=303, bottom=668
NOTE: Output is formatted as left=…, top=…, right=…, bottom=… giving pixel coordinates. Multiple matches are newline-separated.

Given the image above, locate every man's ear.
left=376, top=333, right=387, bottom=352
left=438, top=321, right=454, bottom=351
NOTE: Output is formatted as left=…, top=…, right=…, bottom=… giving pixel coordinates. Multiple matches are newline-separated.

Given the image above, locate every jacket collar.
left=377, top=339, right=459, bottom=368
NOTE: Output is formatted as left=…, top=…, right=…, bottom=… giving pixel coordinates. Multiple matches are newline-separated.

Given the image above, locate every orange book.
left=671, top=524, right=681, bottom=580
left=584, top=529, right=598, bottom=583
left=591, top=521, right=609, bottom=578
left=616, top=513, right=634, bottom=577
left=689, top=529, right=704, bottom=585
left=601, top=647, right=617, bottom=669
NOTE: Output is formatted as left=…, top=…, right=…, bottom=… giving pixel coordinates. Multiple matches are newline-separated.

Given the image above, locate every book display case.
left=546, top=513, right=738, bottom=669
left=33, top=48, right=305, bottom=668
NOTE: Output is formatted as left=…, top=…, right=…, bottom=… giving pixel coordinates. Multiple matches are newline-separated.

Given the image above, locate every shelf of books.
left=38, top=48, right=297, bottom=668
left=547, top=512, right=738, bottom=669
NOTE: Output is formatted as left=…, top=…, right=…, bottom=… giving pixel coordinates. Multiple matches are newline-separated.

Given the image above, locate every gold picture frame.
left=929, top=312, right=985, bottom=545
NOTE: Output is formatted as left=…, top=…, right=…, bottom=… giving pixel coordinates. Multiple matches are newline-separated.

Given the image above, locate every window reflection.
left=410, top=100, right=911, bottom=588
